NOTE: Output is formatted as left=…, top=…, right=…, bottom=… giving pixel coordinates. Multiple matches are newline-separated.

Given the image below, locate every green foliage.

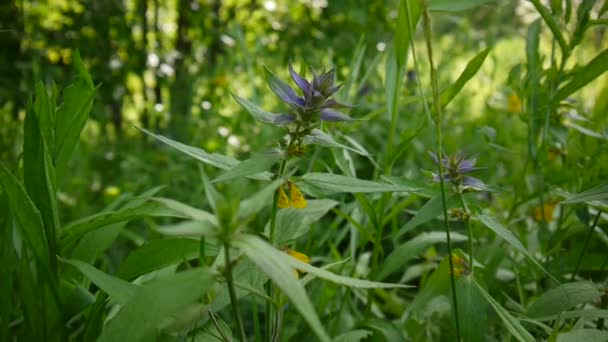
left=3, top=1, right=608, bottom=341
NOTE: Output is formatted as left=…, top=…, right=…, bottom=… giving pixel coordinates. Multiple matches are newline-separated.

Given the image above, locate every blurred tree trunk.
left=139, top=0, right=150, bottom=130
left=0, top=0, right=27, bottom=121
left=168, top=0, right=193, bottom=140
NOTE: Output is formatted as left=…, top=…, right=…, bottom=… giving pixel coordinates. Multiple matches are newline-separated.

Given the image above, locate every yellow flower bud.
left=288, top=181, right=307, bottom=209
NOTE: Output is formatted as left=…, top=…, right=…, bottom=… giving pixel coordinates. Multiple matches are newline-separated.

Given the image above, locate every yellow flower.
left=507, top=93, right=522, bottom=113
left=533, top=201, right=557, bottom=222
left=449, top=253, right=467, bottom=277
left=286, top=249, right=310, bottom=278
left=289, top=181, right=307, bottom=209
left=278, top=186, right=290, bottom=208
left=276, top=181, right=307, bottom=209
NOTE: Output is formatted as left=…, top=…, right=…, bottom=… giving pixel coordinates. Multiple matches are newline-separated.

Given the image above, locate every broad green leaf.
left=138, top=127, right=272, bottom=181
left=156, top=220, right=221, bottom=238
left=526, top=281, right=602, bottom=318
left=562, top=183, right=608, bottom=204
left=23, top=98, right=59, bottom=269
left=296, top=173, right=419, bottom=196
left=99, top=268, right=214, bottom=342
left=476, top=212, right=556, bottom=281
left=473, top=279, right=535, bottom=342
left=385, top=43, right=403, bottom=123
left=377, top=231, right=467, bottom=281
left=333, top=329, right=371, bottom=342
left=457, top=275, right=487, bottom=342
left=60, top=197, right=218, bottom=246
left=395, top=0, right=422, bottom=69
left=381, top=175, right=436, bottom=198
left=232, top=93, right=280, bottom=124
left=234, top=234, right=331, bottom=342
left=430, top=0, right=495, bottom=11
left=239, top=235, right=410, bottom=290
left=304, top=129, right=370, bottom=156
left=238, top=178, right=284, bottom=219
left=212, top=151, right=280, bottom=183
left=34, top=82, right=55, bottom=152
left=0, top=163, right=48, bottom=265
left=396, top=195, right=458, bottom=239
left=440, top=48, right=491, bottom=108
left=63, top=258, right=138, bottom=305
left=274, top=199, right=339, bottom=243
left=116, top=238, right=203, bottom=280
left=555, top=50, right=608, bottom=103
left=556, top=329, right=608, bottom=342
left=54, top=51, right=96, bottom=175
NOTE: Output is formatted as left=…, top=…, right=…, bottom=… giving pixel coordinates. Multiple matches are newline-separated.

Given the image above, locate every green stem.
left=571, top=210, right=602, bottom=281
left=457, top=192, right=474, bottom=271
left=224, top=243, right=247, bottom=342
left=422, top=2, right=462, bottom=340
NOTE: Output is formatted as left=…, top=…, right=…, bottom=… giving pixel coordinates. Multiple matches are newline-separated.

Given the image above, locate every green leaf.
left=138, top=127, right=272, bottom=180
left=476, top=212, right=556, bottom=281
left=555, top=50, right=608, bottom=103
left=63, top=258, right=138, bottom=305
left=60, top=197, right=218, bottom=246
left=457, top=275, right=488, bottom=342
left=395, top=0, right=422, bottom=69
left=529, top=0, right=569, bottom=54
left=99, top=268, right=214, bottom=342
left=232, top=93, right=281, bottom=124
left=274, top=199, right=339, bottom=243
left=526, top=281, right=602, bottom=318
left=212, top=151, right=280, bottom=183
left=23, top=97, right=60, bottom=269
left=429, top=0, right=495, bottom=11
left=116, top=238, right=203, bottom=280
left=234, top=234, right=331, bottom=342
left=385, top=43, right=404, bottom=123
left=333, top=329, right=371, bottom=342
left=304, top=129, right=370, bottom=156
left=34, top=82, right=55, bottom=152
left=440, top=48, right=491, bottom=108
left=296, top=173, right=419, bottom=196
left=402, top=253, right=453, bottom=319
left=359, top=319, right=404, bottom=342
left=238, top=178, right=284, bottom=219
left=54, top=51, right=96, bottom=175
left=0, top=163, right=49, bottom=265
left=395, top=195, right=458, bottom=239
left=473, top=279, right=535, bottom=342
left=556, top=329, right=608, bottom=342
left=377, top=231, right=467, bottom=281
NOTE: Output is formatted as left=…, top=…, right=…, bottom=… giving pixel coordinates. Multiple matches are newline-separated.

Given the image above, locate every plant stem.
left=457, top=192, right=474, bottom=271
left=422, top=2, right=462, bottom=340
left=224, top=242, right=247, bottom=342
left=571, top=210, right=602, bottom=281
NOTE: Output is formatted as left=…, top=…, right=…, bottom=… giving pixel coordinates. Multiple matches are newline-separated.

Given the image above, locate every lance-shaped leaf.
left=212, top=151, right=281, bottom=183
left=562, top=183, right=608, bottom=205
left=234, top=234, right=331, bottom=342
left=526, top=281, right=602, bottom=318
left=319, top=109, right=354, bottom=122
left=264, top=66, right=305, bottom=108
left=304, top=129, right=369, bottom=156
left=296, top=172, right=418, bottom=195
left=554, top=49, right=608, bottom=103
left=429, top=0, right=495, bottom=12
left=232, top=93, right=281, bottom=125
left=138, top=127, right=272, bottom=181
left=440, top=48, right=491, bottom=108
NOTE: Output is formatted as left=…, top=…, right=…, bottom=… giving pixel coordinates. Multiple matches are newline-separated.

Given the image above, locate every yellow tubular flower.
left=507, top=93, right=522, bottom=113
left=288, top=181, right=307, bottom=209
left=277, top=186, right=290, bottom=209
left=287, top=249, right=310, bottom=278
left=533, top=202, right=557, bottom=222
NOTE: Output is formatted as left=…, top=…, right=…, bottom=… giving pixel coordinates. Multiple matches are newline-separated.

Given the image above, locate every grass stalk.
left=571, top=210, right=602, bottom=281
left=223, top=242, right=248, bottom=342
left=422, top=1, right=462, bottom=340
